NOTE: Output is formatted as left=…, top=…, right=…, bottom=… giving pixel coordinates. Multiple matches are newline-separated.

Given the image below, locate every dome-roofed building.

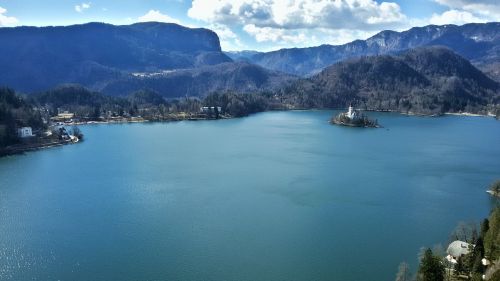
left=446, top=240, right=472, bottom=263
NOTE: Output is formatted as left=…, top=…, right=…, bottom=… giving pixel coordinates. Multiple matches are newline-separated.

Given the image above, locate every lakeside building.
left=51, top=110, right=75, bottom=122
left=200, top=106, right=222, bottom=114
left=17, top=127, right=34, bottom=138
left=446, top=240, right=472, bottom=263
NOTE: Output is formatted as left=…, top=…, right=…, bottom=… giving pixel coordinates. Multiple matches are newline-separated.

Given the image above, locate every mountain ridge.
left=240, top=22, right=500, bottom=79
left=101, top=61, right=296, bottom=98
left=282, top=46, right=499, bottom=114
left=0, top=22, right=232, bottom=92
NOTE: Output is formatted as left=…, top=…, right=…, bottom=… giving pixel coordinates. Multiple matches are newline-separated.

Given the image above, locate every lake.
left=1, top=111, right=499, bottom=281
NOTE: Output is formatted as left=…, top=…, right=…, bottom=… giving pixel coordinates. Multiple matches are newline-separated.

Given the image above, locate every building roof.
left=447, top=240, right=472, bottom=258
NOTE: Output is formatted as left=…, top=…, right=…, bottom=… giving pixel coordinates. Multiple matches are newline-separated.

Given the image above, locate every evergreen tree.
left=471, top=254, right=484, bottom=274
left=455, top=256, right=465, bottom=276
left=481, top=218, right=489, bottom=239
left=419, top=248, right=445, bottom=281
left=93, top=105, right=101, bottom=120
left=490, top=181, right=500, bottom=196
left=470, top=273, right=482, bottom=281
left=214, top=106, right=219, bottom=119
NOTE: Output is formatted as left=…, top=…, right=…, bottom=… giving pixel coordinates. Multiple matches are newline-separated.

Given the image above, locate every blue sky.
left=0, top=0, right=498, bottom=51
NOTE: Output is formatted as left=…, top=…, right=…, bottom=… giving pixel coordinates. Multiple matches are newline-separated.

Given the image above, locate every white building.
left=446, top=240, right=472, bottom=263
left=346, top=105, right=359, bottom=119
left=17, top=127, right=34, bottom=138
left=200, top=106, right=222, bottom=114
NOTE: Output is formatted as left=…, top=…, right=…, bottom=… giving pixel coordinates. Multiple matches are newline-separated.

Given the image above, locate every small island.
left=330, top=105, right=380, bottom=128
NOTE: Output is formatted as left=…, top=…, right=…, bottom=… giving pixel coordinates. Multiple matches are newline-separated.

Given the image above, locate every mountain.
left=0, top=22, right=232, bottom=92
left=127, top=90, right=168, bottom=106
left=225, top=50, right=263, bottom=62
left=32, top=84, right=122, bottom=109
left=244, top=22, right=500, bottom=78
left=283, top=47, right=499, bottom=115
left=31, top=85, right=168, bottom=110
left=101, top=62, right=296, bottom=98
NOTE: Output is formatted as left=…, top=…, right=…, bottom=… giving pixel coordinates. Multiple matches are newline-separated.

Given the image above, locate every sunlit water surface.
left=1, top=111, right=499, bottom=281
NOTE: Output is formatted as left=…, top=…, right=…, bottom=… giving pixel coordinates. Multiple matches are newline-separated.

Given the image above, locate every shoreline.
left=64, top=114, right=232, bottom=127
left=64, top=109, right=498, bottom=127
left=444, top=112, right=496, bottom=117
left=1, top=109, right=497, bottom=158
left=0, top=138, right=78, bottom=157
left=280, top=107, right=498, bottom=118
left=330, top=119, right=380, bottom=128
left=486, top=190, right=500, bottom=198
left=362, top=109, right=497, bottom=118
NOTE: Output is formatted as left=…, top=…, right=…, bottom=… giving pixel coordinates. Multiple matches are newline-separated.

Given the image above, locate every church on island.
left=330, top=104, right=379, bottom=128
left=346, top=105, right=359, bottom=120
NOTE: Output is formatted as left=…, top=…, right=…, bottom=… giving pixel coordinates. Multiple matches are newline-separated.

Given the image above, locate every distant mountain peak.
left=245, top=22, right=500, bottom=80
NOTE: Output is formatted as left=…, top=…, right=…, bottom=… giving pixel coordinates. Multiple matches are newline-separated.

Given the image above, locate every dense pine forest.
left=0, top=88, right=46, bottom=147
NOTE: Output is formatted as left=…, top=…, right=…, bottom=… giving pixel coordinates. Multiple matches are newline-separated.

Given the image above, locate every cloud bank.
left=432, top=0, right=500, bottom=24
left=187, top=0, right=408, bottom=49
left=0, top=6, right=18, bottom=26
left=138, top=10, right=181, bottom=24
left=187, top=0, right=499, bottom=50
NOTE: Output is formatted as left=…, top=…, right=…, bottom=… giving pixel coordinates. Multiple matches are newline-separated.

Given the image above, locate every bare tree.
left=396, top=262, right=410, bottom=281
left=450, top=221, right=478, bottom=243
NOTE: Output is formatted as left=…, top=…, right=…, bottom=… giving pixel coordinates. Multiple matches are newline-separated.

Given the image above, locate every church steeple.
left=347, top=104, right=356, bottom=119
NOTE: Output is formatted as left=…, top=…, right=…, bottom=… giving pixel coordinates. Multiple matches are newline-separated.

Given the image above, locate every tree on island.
left=418, top=248, right=445, bottom=281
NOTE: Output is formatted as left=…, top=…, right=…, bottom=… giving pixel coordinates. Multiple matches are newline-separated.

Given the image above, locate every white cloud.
left=316, top=28, right=377, bottom=46
left=429, top=10, right=487, bottom=25
left=188, top=0, right=407, bottom=30
left=210, top=24, right=237, bottom=40
left=208, top=23, right=245, bottom=51
left=188, top=0, right=408, bottom=47
left=138, top=10, right=181, bottom=24
left=75, top=2, right=91, bottom=13
left=187, top=0, right=499, bottom=50
left=243, top=24, right=376, bottom=48
left=0, top=6, right=18, bottom=27
left=435, top=0, right=499, bottom=12
left=243, top=24, right=306, bottom=44
left=433, top=0, right=500, bottom=20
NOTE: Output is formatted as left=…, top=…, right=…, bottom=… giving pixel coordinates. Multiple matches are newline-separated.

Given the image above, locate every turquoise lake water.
left=0, top=110, right=499, bottom=281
